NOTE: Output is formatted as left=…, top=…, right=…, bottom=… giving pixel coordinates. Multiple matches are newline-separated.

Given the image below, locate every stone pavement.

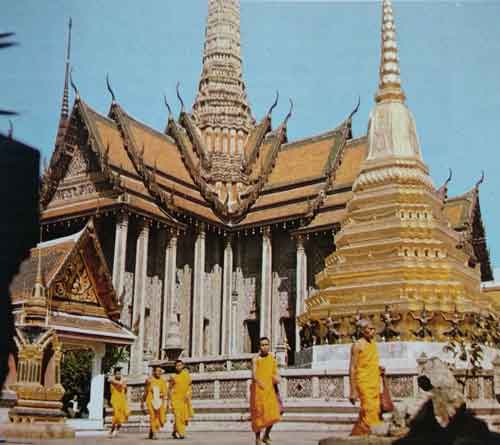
left=2, top=431, right=343, bottom=445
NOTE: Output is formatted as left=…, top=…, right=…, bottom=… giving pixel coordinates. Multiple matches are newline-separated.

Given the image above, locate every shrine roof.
left=48, top=312, right=135, bottom=344
left=10, top=239, right=74, bottom=301
left=10, top=221, right=122, bottom=319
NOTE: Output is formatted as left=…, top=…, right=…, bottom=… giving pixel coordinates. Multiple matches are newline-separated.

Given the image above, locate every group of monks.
left=107, top=359, right=194, bottom=440
left=107, top=324, right=384, bottom=442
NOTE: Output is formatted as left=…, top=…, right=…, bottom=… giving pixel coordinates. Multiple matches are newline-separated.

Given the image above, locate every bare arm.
left=272, top=357, right=281, bottom=385
left=349, top=342, right=360, bottom=404
left=141, top=378, right=149, bottom=406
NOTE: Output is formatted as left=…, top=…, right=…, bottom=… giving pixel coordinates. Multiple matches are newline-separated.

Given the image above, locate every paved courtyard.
left=3, top=431, right=334, bottom=445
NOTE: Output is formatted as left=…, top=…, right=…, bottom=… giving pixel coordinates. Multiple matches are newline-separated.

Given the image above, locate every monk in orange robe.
left=349, top=319, right=385, bottom=436
left=108, top=367, right=130, bottom=438
left=141, top=366, right=168, bottom=440
left=168, top=359, right=194, bottom=439
left=250, top=337, right=281, bottom=445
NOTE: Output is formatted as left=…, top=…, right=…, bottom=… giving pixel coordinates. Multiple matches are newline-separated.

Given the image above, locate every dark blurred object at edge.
left=0, top=133, right=39, bottom=388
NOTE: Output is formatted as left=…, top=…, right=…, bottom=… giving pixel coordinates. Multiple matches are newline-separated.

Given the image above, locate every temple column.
left=221, top=235, right=233, bottom=355
left=161, top=232, right=178, bottom=352
left=295, top=235, right=307, bottom=351
left=130, top=220, right=149, bottom=375
left=112, top=212, right=128, bottom=297
left=260, top=227, right=273, bottom=342
left=87, top=344, right=105, bottom=424
left=192, top=224, right=206, bottom=357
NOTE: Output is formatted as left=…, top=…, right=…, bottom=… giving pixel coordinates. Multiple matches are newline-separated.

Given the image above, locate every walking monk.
left=141, top=366, right=168, bottom=440
left=349, top=319, right=385, bottom=436
left=250, top=337, right=281, bottom=445
left=108, top=367, right=130, bottom=438
left=168, top=359, right=193, bottom=439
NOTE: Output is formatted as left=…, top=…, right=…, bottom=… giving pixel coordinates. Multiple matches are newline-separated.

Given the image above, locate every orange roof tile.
left=123, top=114, right=196, bottom=186
left=334, top=138, right=367, bottom=186
left=267, top=134, right=336, bottom=186
left=10, top=240, right=74, bottom=301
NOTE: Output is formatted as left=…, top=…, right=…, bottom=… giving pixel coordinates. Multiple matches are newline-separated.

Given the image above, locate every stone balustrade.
left=124, top=366, right=498, bottom=406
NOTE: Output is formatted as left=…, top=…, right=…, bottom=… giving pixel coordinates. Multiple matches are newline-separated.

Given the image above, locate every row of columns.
left=112, top=213, right=310, bottom=373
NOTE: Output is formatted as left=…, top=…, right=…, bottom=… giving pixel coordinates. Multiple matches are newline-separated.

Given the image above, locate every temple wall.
left=176, top=232, right=195, bottom=356
left=144, top=227, right=166, bottom=360
left=204, top=233, right=223, bottom=356
left=271, top=231, right=296, bottom=349
left=234, top=235, right=261, bottom=353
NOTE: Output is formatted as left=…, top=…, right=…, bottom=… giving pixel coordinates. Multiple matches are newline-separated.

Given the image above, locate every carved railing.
left=123, top=367, right=499, bottom=407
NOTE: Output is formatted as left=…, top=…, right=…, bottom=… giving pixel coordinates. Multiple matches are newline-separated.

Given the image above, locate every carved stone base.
left=296, top=342, right=500, bottom=371
left=9, top=402, right=67, bottom=424
left=0, top=390, right=16, bottom=425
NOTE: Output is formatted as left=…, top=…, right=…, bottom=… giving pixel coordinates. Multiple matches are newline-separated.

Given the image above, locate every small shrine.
left=4, top=220, right=135, bottom=439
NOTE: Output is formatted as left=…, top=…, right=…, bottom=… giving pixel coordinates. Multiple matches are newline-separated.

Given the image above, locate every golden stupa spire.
left=361, top=0, right=425, bottom=167
left=375, top=0, right=406, bottom=104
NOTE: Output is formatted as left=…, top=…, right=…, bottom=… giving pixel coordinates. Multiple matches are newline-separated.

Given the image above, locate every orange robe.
left=110, top=379, right=130, bottom=426
left=250, top=354, right=281, bottom=432
left=145, top=376, right=168, bottom=433
left=351, top=340, right=382, bottom=436
left=170, top=369, right=194, bottom=436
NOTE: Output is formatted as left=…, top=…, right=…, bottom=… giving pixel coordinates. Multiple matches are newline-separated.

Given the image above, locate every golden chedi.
left=300, top=0, right=498, bottom=352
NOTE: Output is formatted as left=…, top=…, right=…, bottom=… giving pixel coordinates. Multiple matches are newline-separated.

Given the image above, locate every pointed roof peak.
left=55, top=17, right=72, bottom=147
left=375, top=0, right=406, bottom=104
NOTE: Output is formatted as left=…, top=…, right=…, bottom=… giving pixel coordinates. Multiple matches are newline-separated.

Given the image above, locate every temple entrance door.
left=244, top=320, right=259, bottom=353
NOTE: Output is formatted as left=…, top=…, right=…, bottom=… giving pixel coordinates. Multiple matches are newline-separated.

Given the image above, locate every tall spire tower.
left=302, top=0, right=484, bottom=338
left=55, top=18, right=72, bottom=148
left=192, top=0, right=254, bottom=139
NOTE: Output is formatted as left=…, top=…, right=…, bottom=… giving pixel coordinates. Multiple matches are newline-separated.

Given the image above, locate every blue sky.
left=2, top=1, right=500, bottom=267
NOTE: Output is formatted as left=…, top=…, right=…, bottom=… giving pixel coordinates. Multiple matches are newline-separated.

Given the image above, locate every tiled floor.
left=2, top=431, right=337, bottom=445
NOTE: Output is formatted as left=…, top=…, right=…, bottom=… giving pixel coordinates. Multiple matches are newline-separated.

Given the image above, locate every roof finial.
left=349, top=95, right=361, bottom=120
left=176, top=82, right=185, bottom=112
left=106, top=73, right=117, bottom=104
left=70, top=67, right=80, bottom=100
left=375, top=0, right=406, bottom=104
left=55, top=18, right=72, bottom=147
left=163, top=94, right=173, bottom=117
left=32, top=227, right=46, bottom=302
left=475, top=170, right=485, bottom=189
left=284, top=98, right=294, bottom=125
left=267, top=91, right=279, bottom=117
left=445, top=168, right=453, bottom=186
left=62, top=18, right=72, bottom=119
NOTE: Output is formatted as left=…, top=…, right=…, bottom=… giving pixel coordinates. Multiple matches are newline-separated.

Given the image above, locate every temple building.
left=36, top=0, right=494, bottom=378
